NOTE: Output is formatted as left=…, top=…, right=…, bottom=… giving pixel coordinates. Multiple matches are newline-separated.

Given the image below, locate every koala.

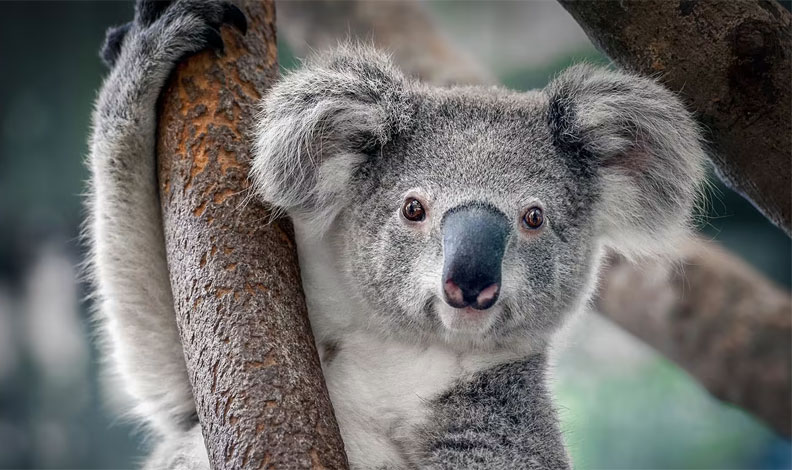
left=88, top=1, right=706, bottom=469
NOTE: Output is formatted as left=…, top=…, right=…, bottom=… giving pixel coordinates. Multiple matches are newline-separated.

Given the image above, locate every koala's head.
left=253, top=46, right=705, bottom=349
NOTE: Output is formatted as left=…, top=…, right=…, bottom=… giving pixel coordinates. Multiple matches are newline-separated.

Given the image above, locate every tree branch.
left=156, top=1, right=348, bottom=468
left=277, top=0, right=495, bottom=86
left=597, top=239, right=791, bottom=436
left=277, top=0, right=792, bottom=437
left=559, top=0, right=792, bottom=235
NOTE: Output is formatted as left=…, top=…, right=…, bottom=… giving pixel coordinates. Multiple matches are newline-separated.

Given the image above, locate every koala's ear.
left=252, top=45, right=413, bottom=227
left=545, top=64, right=707, bottom=257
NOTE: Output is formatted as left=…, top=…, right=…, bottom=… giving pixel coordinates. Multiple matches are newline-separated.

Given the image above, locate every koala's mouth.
left=433, top=297, right=501, bottom=335
left=455, top=305, right=493, bottom=319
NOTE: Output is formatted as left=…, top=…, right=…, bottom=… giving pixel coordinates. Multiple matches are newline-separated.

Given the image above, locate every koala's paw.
left=105, top=0, right=246, bottom=69
left=139, top=0, right=247, bottom=57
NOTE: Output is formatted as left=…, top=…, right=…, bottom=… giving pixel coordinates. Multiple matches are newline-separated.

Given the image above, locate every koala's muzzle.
left=441, top=204, right=509, bottom=310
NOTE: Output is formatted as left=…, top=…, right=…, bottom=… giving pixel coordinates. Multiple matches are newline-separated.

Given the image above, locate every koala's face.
left=254, top=46, right=705, bottom=349
left=334, top=89, right=601, bottom=347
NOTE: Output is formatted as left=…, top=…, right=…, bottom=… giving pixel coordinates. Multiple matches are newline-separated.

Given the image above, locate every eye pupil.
left=403, top=198, right=426, bottom=222
left=523, top=207, right=544, bottom=229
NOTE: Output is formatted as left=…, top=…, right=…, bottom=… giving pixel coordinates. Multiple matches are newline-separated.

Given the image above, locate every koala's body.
left=88, top=2, right=706, bottom=469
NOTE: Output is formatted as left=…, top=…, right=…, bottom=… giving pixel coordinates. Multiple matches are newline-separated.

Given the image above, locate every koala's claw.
left=222, top=4, right=247, bottom=35
left=198, top=3, right=248, bottom=53
left=201, top=27, right=225, bottom=52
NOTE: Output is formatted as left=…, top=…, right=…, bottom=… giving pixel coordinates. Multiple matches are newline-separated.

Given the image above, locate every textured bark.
left=156, top=1, right=348, bottom=468
left=597, top=238, right=792, bottom=436
left=278, top=0, right=792, bottom=437
left=559, top=0, right=792, bottom=235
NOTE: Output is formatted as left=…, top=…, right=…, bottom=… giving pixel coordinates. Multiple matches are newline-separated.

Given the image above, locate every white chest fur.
left=318, top=329, right=524, bottom=468
left=292, top=225, right=524, bottom=468
left=320, top=335, right=461, bottom=467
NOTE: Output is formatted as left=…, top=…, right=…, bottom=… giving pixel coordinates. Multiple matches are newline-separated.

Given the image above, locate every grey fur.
left=86, top=0, right=243, bottom=464
left=88, top=2, right=706, bottom=467
left=251, top=44, right=415, bottom=228
left=419, top=357, right=568, bottom=469
left=545, top=64, right=706, bottom=258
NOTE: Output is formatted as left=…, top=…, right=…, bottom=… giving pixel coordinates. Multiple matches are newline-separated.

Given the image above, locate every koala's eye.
left=522, top=207, right=544, bottom=229
left=402, top=198, right=426, bottom=222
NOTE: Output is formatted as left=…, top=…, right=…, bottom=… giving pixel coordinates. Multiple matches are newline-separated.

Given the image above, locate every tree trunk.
left=156, top=1, right=348, bottom=468
left=559, top=0, right=792, bottom=236
left=277, top=0, right=792, bottom=437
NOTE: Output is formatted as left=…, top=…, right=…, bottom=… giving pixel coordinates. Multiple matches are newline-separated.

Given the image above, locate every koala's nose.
left=441, top=204, right=509, bottom=310
left=443, top=279, right=500, bottom=310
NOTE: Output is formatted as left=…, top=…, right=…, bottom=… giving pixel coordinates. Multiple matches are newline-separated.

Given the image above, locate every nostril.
left=444, top=279, right=500, bottom=310
left=475, top=283, right=499, bottom=308
left=443, top=279, right=467, bottom=307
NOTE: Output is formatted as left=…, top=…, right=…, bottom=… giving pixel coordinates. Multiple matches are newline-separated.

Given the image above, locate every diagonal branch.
left=597, top=238, right=791, bottom=436
left=277, top=0, right=495, bottom=86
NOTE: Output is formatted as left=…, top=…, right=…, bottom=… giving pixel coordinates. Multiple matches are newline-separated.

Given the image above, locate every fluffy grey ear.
left=252, top=45, right=413, bottom=228
left=545, top=64, right=707, bottom=257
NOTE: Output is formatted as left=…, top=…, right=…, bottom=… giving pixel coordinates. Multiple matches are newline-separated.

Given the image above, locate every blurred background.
left=0, top=1, right=789, bottom=468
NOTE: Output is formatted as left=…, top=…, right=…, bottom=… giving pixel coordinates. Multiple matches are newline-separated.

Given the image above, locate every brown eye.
left=402, top=198, right=426, bottom=222
left=522, top=207, right=544, bottom=229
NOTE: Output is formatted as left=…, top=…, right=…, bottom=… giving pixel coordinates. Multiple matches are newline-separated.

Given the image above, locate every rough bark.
left=156, top=1, right=348, bottom=468
left=559, top=0, right=792, bottom=235
left=277, top=0, right=792, bottom=437
left=597, top=239, right=792, bottom=436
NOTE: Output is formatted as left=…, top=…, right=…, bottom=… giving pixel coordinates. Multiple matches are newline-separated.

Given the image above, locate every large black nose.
left=441, top=204, right=510, bottom=310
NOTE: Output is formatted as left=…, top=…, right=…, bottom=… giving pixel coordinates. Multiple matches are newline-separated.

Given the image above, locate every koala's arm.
left=414, top=356, right=569, bottom=470
left=87, top=0, right=245, bottom=436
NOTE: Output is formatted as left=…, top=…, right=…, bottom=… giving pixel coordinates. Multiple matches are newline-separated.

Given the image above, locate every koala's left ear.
left=252, top=45, right=413, bottom=228
left=545, top=64, right=707, bottom=257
